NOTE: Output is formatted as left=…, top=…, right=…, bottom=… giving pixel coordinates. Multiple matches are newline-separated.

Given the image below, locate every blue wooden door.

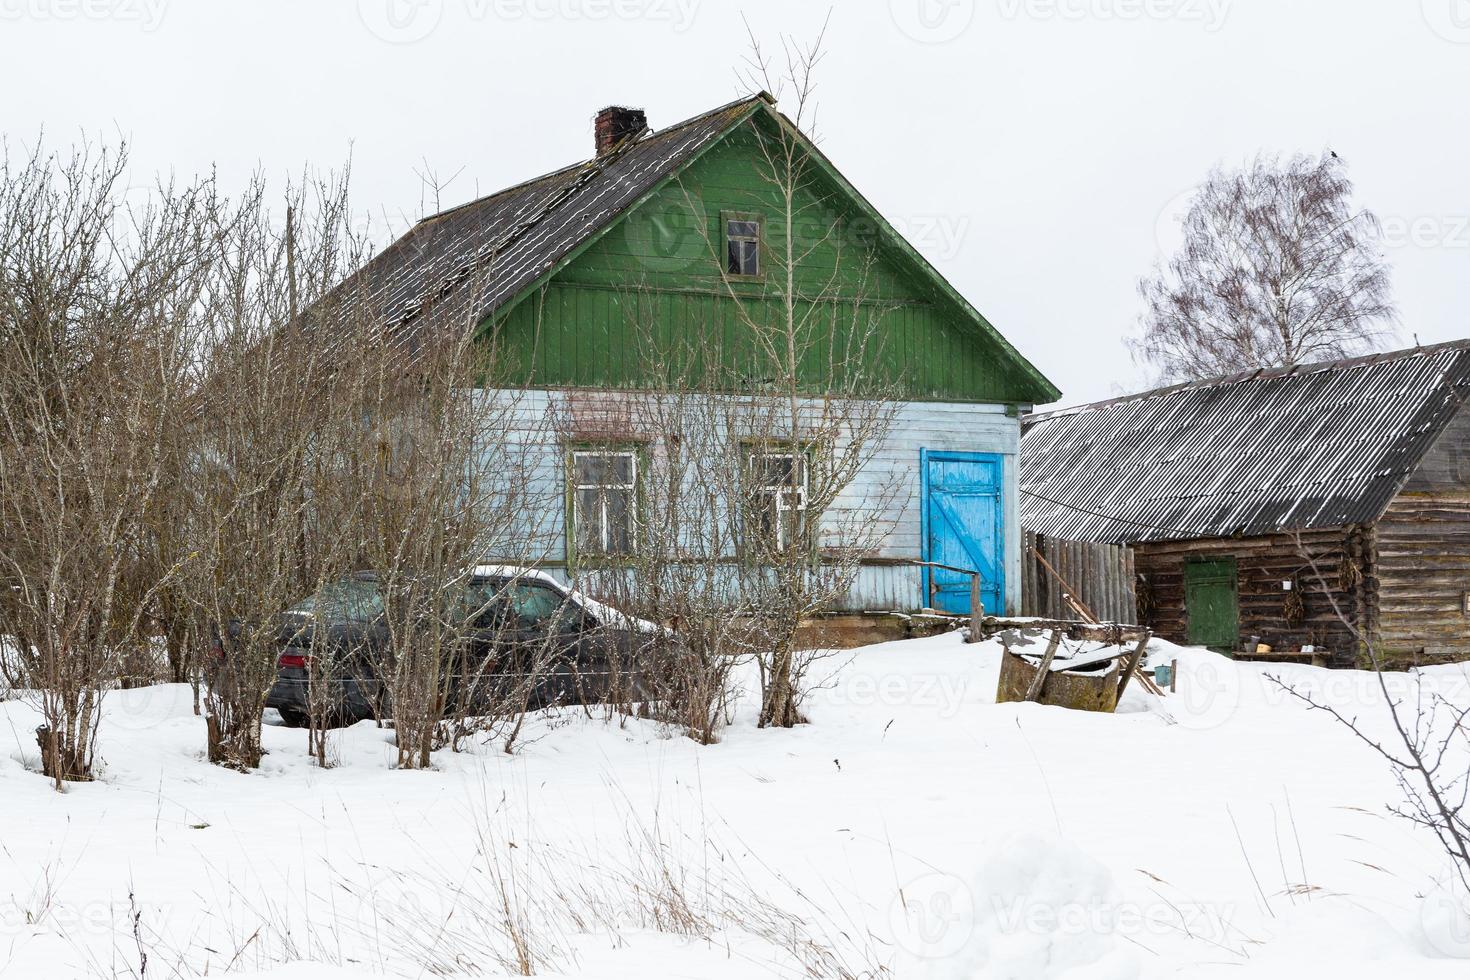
left=922, top=451, right=1004, bottom=616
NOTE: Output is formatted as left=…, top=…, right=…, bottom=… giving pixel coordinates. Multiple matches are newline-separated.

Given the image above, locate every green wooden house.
left=351, top=94, right=1058, bottom=615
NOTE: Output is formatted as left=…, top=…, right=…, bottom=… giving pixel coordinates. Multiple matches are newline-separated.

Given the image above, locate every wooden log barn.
left=1019, top=341, right=1470, bottom=669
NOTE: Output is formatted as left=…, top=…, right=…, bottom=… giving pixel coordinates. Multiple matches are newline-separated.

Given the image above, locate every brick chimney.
left=594, top=106, right=648, bottom=159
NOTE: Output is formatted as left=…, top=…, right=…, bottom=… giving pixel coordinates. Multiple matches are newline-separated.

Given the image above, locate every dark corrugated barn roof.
left=1021, top=340, right=1470, bottom=543
left=343, top=95, right=766, bottom=340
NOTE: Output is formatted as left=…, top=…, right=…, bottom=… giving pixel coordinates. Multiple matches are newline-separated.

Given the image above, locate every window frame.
left=721, top=210, right=764, bottom=281
left=742, top=443, right=814, bottom=557
left=565, top=443, right=645, bottom=566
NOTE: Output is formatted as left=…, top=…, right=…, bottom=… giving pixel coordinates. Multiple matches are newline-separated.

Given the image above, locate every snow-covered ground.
left=3, top=632, right=1470, bottom=978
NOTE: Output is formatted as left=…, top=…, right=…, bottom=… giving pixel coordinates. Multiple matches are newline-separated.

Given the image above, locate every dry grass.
left=93, top=780, right=894, bottom=978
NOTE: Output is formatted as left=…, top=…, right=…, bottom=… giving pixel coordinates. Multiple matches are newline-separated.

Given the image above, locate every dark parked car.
left=248, top=566, right=662, bottom=728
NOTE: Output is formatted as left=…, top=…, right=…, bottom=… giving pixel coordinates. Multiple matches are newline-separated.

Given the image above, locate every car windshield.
left=288, top=578, right=385, bottom=624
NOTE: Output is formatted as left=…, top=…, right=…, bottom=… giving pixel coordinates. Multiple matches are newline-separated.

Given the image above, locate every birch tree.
left=1135, top=152, right=1396, bottom=381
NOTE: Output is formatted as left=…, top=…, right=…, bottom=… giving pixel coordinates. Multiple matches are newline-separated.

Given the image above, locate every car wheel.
left=278, top=707, right=309, bottom=729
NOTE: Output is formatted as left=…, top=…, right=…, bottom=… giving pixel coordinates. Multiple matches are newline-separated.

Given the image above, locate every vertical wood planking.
left=1021, top=529, right=1138, bottom=624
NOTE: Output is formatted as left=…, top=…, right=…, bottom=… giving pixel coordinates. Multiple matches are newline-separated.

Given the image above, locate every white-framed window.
left=725, top=215, right=761, bottom=277
left=571, top=449, right=638, bottom=557
left=747, top=450, right=809, bottom=553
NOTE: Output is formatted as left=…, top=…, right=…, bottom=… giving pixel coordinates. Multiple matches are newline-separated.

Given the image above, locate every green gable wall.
left=487, top=118, right=1052, bottom=405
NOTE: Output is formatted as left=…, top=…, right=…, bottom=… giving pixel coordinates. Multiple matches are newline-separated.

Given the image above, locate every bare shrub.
left=175, top=161, right=551, bottom=771
left=354, top=351, right=543, bottom=770
left=562, top=373, right=763, bottom=744
left=1276, top=537, right=1470, bottom=916
left=559, top=27, right=907, bottom=737
left=0, top=140, right=213, bottom=785
left=187, top=173, right=381, bottom=770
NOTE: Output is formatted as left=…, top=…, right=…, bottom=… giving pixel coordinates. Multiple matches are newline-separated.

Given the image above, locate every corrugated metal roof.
left=1020, top=341, right=1470, bottom=543
left=341, top=96, right=764, bottom=342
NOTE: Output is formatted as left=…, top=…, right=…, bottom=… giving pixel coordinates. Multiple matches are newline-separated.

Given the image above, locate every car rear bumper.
left=263, top=648, right=661, bottom=726
left=266, top=671, right=379, bottom=724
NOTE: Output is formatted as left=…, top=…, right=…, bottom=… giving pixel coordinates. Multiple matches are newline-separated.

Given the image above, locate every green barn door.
left=1185, top=558, right=1238, bottom=652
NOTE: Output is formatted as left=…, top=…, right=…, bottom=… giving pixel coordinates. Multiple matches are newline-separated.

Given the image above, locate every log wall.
left=1370, top=403, right=1470, bottom=666
left=1132, top=528, right=1365, bottom=669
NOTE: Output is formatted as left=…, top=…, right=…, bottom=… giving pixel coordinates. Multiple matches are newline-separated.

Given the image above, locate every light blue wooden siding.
left=478, top=389, right=1022, bottom=613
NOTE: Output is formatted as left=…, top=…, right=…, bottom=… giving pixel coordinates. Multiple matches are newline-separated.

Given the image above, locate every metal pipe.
left=904, top=559, right=985, bottom=643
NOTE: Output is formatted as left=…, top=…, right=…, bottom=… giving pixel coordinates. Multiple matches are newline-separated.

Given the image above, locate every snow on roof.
left=473, top=564, right=662, bottom=635
left=471, top=563, right=561, bottom=585
left=1021, top=340, right=1470, bottom=543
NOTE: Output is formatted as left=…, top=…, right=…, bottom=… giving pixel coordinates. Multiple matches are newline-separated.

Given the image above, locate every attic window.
left=725, top=214, right=761, bottom=277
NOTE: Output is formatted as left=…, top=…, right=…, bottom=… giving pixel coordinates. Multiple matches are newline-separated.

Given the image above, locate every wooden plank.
left=1024, top=630, right=1063, bottom=701
left=1115, top=635, right=1150, bottom=700
left=1031, top=546, right=1099, bottom=624
left=980, top=617, right=1147, bottom=643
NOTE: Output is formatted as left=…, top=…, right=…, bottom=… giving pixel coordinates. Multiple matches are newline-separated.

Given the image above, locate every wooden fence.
left=1021, top=531, right=1138, bottom=624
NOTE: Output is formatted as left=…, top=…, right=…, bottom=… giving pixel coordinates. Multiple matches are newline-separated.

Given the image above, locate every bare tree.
left=0, top=140, right=213, bottom=785
left=571, top=25, right=906, bottom=734
left=1134, top=152, right=1396, bottom=382
left=563, top=329, right=767, bottom=744
left=354, top=333, right=542, bottom=770
left=730, top=23, right=906, bottom=728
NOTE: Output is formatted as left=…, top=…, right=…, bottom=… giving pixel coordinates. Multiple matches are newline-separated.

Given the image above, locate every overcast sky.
left=4, top=0, right=1468, bottom=406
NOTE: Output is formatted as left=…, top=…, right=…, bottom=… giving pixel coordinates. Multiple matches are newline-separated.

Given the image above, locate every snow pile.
left=2, top=630, right=1470, bottom=978
left=961, top=833, right=1140, bottom=980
